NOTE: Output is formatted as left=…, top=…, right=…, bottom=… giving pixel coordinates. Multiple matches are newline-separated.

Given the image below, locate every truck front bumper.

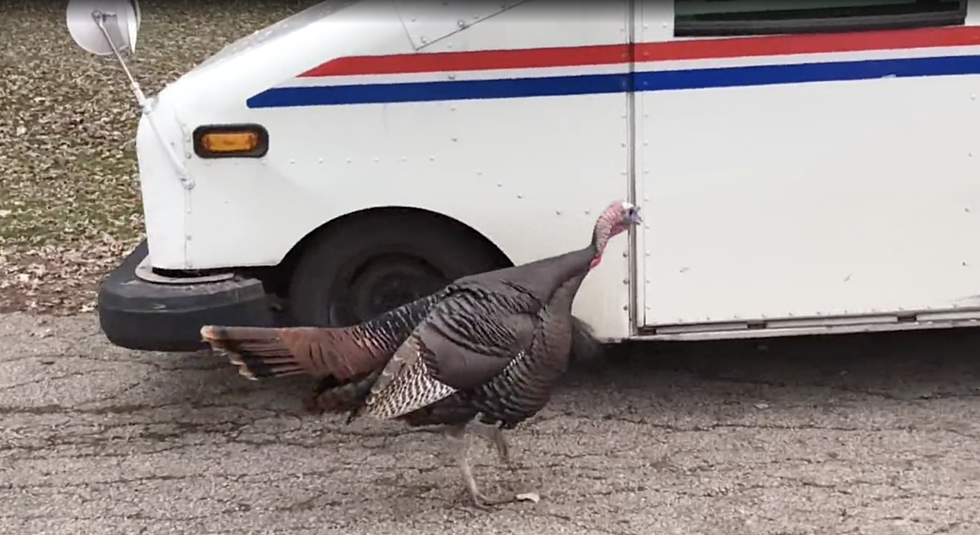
left=97, top=240, right=275, bottom=352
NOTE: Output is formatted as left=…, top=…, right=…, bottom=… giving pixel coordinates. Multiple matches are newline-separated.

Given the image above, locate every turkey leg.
left=447, top=424, right=514, bottom=509
left=467, top=420, right=513, bottom=469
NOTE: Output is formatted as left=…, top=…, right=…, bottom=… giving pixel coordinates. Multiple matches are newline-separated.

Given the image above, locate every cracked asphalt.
left=2, top=313, right=980, bottom=535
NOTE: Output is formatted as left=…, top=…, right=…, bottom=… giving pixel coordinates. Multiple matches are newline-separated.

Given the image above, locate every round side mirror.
left=66, top=0, right=141, bottom=56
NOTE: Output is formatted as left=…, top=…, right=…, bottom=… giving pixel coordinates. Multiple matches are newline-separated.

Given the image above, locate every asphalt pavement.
left=2, top=312, right=979, bottom=535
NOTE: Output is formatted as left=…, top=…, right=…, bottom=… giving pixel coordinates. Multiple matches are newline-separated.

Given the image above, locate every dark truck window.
left=674, top=0, right=967, bottom=36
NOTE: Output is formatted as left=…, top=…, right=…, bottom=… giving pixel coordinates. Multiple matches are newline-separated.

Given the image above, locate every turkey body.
left=397, top=271, right=589, bottom=431
left=354, top=243, right=595, bottom=421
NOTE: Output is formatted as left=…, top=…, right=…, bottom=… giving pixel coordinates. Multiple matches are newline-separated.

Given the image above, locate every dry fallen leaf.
left=515, top=492, right=541, bottom=503
left=0, top=1, right=317, bottom=316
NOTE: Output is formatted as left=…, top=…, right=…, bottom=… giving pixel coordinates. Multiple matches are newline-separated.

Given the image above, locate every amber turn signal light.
left=192, top=124, right=269, bottom=158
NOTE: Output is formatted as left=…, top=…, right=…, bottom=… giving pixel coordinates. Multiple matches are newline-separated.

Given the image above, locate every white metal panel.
left=167, top=0, right=633, bottom=339
left=134, top=93, right=188, bottom=270
left=186, top=0, right=366, bottom=76
left=394, top=0, right=526, bottom=50
left=634, top=26, right=980, bottom=324
left=642, top=76, right=980, bottom=323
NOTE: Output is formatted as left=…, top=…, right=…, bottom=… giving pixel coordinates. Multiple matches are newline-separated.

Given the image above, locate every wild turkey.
left=201, top=200, right=642, bottom=507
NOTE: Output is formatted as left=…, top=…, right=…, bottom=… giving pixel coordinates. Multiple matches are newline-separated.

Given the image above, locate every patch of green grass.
left=0, top=150, right=142, bottom=247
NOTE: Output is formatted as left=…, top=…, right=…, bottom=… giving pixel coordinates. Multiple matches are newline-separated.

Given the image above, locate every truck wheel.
left=287, top=211, right=504, bottom=328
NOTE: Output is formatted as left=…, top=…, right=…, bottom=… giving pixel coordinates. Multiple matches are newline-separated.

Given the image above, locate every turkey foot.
left=449, top=425, right=516, bottom=510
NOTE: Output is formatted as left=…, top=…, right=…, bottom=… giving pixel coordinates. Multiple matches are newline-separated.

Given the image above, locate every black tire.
left=287, top=211, right=505, bottom=328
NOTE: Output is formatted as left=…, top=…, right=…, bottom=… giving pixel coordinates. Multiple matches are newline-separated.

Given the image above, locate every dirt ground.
left=2, top=312, right=980, bottom=535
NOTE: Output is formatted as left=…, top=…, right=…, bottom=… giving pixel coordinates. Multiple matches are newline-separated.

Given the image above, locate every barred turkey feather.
left=202, top=292, right=441, bottom=381
left=299, top=310, right=601, bottom=416
left=360, top=336, right=457, bottom=420
left=359, top=282, right=538, bottom=420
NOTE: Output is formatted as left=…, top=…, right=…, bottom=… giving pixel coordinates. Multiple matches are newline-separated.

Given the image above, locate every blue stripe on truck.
left=246, top=54, right=980, bottom=108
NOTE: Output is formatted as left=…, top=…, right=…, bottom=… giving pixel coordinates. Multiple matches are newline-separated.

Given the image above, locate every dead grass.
left=0, top=0, right=317, bottom=314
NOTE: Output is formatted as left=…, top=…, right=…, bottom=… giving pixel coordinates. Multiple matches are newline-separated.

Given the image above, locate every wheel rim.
left=329, top=253, right=448, bottom=326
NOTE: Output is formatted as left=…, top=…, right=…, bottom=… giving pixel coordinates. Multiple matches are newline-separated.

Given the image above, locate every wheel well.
left=259, top=207, right=514, bottom=297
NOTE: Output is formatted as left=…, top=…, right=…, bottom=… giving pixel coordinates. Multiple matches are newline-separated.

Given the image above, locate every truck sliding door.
left=634, top=1, right=980, bottom=332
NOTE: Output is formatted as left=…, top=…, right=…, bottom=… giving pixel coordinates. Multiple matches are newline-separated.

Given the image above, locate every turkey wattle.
left=201, top=200, right=642, bottom=508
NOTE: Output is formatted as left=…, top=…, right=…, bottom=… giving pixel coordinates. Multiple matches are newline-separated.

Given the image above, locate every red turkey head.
left=590, top=200, right=642, bottom=267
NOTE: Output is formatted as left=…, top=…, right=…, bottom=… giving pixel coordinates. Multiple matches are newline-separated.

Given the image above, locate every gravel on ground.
left=3, top=312, right=980, bottom=534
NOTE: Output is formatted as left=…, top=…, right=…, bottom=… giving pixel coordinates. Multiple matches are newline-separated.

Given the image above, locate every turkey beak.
left=628, top=206, right=643, bottom=225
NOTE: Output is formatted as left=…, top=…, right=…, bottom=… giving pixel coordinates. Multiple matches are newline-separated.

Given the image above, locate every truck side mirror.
left=66, top=0, right=141, bottom=57
left=64, top=0, right=192, bottom=189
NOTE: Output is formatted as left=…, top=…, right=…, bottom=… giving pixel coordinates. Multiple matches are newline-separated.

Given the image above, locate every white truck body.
left=128, top=0, right=980, bottom=342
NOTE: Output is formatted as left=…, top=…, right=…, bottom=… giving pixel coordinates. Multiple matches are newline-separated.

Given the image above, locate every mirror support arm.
left=92, top=9, right=195, bottom=190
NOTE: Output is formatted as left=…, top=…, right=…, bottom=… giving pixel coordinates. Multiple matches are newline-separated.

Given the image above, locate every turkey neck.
left=489, top=242, right=599, bottom=305
left=543, top=248, right=594, bottom=351
left=532, top=208, right=618, bottom=298
left=546, top=261, right=591, bottom=316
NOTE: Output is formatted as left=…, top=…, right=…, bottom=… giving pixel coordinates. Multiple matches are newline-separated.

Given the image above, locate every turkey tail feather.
left=200, top=326, right=306, bottom=380
left=202, top=293, right=443, bottom=383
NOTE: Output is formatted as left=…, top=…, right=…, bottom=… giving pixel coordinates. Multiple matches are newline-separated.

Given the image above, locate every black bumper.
left=97, top=240, right=275, bottom=352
